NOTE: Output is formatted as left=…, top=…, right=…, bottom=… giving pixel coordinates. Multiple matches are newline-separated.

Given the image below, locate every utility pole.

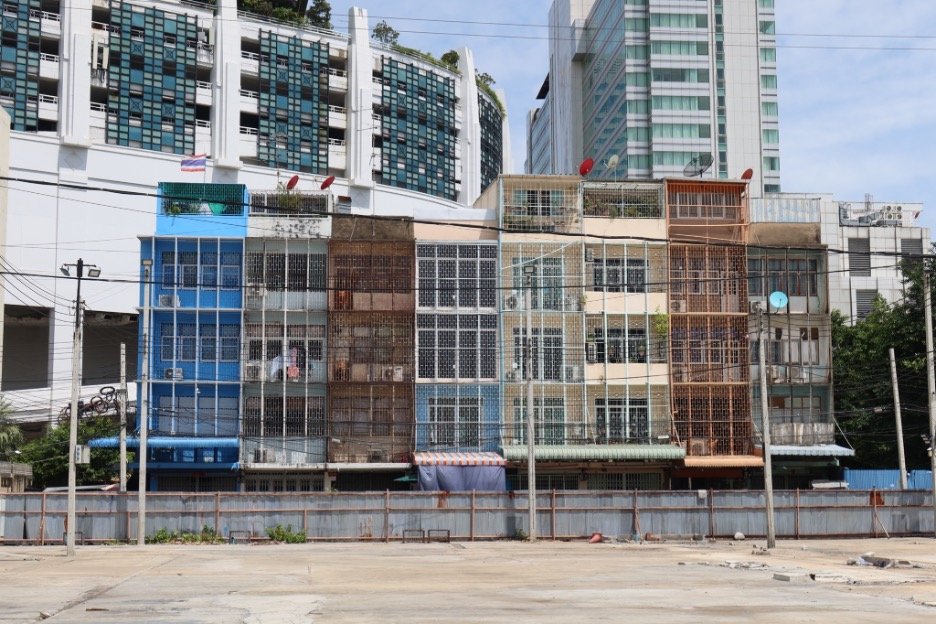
left=757, top=304, right=776, bottom=548
left=923, top=269, right=936, bottom=538
left=523, top=264, right=536, bottom=541
left=62, top=258, right=101, bottom=558
left=138, top=259, right=152, bottom=545
left=888, top=347, right=908, bottom=490
left=119, top=343, right=127, bottom=493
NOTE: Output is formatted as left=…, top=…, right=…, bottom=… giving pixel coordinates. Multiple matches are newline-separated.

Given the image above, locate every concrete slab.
left=0, top=538, right=935, bottom=623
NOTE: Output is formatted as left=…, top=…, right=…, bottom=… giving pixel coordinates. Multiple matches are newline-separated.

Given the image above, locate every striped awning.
left=412, top=452, right=506, bottom=466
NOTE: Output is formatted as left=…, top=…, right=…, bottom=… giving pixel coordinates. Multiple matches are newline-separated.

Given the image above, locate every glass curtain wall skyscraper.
left=528, top=0, right=779, bottom=196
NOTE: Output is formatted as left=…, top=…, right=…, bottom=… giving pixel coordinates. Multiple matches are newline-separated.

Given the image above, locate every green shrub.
left=265, top=524, right=306, bottom=543
left=147, top=527, right=176, bottom=544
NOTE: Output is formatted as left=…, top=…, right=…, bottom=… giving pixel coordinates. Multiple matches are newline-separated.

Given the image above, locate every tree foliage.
left=306, top=0, right=332, bottom=29
left=441, top=50, right=459, bottom=68
left=0, top=400, right=23, bottom=459
left=476, top=71, right=495, bottom=88
left=372, top=20, right=399, bottom=45
left=19, top=415, right=127, bottom=490
left=832, top=255, right=933, bottom=467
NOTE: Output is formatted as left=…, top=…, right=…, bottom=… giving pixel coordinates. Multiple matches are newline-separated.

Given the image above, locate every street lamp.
left=523, top=263, right=536, bottom=541
left=60, top=258, right=101, bottom=558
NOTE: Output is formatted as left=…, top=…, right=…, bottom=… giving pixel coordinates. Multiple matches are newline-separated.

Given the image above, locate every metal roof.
left=501, top=444, right=685, bottom=462
left=413, top=452, right=506, bottom=466
left=682, top=455, right=764, bottom=468
left=770, top=444, right=855, bottom=457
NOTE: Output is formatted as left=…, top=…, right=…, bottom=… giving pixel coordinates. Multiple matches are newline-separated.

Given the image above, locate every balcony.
left=241, top=50, right=260, bottom=74
left=239, top=88, right=259, bottom=114
left=196, top=80, right=212, bottom=106
left=328, top=67, right=347, bottom=92
left=328, top=104, right=347, bottom=129
left=39, top=53, right=58, bottom=79
left=328, top=138, right=346, bottom=170
left=239, top=126, right=258, bottom=158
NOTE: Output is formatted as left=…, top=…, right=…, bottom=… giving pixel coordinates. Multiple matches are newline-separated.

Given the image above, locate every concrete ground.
left=1, top=538, right=935, bottom=623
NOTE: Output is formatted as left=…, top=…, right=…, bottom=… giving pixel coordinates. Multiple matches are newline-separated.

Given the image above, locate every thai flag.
left=180, top=154, right=207, bottom=172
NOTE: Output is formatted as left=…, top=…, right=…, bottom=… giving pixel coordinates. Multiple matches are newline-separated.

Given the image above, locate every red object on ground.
left=589, top=532, right=603, bottom=543
left=579, top=158, right=594, bottom=176
left=321, top=175, right=336, bottom=190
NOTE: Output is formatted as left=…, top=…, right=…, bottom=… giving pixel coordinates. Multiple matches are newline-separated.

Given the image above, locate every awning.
left=770, top=444, right=855, bottom=457
left=501, top=444, right=685, bottom=462
left=413, top=452, right=506, bottom=466
left=682, top=455, right=764, bottom=468
left=89, top=437, right=239, bottom=449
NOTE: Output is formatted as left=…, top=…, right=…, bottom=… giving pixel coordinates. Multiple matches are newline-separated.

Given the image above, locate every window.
left=220, top=252, right=241, bottom=289
left=593, top=258, right=646, bottom=293
left=513, top=257, right=563, bottom=310
left=901, top=238, right=923, bottom=259
left=177, top=323, right=196, bottom=361
left=427, top=396, right=482, bottom=449
left=763, top=155, right=780, bottom=171
left=651, top=40, right=708, bottom=56
left=513, top=397, right=565, bottom=444
left=417, top=244, right=495, bottom=308
left=761, top=74, right=778, bottom=89
left=762, top=129, right=779, bottom=144
left=418, top=314, right=497, bottom=379
left=748, top=257, right=819, bottom=297
left=594, top=398, right=649, bottom=443
left=512, top=327, right=562, bottom=381
left=855, top=289, right=878, bottom=319
left=650, top=13, right=707, bottom=29
left=848, top=238, right=871, bottom=276
left=762, top=101, right=779, bottom=116
left=760, top=48, right=777, bottom=63
left=200, top=324, right=217, bottom=361
left=652, top=123, right=711, bottom=139
left=591, top=327, right=647, bottom=364
left=651, top=95, right=710, bottom=111
left=160, top=323, right=175, bottom=361
left=220, top=324, right=239, bottom=361
left=759, top=21, right=775, bottom=35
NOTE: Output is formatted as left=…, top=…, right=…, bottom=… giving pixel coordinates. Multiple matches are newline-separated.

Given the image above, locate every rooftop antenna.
left=603, top=154, right=620, bottom=182
left=578, top=158, right=594, bottom=177
left=682, top=153, right=713, bottom=177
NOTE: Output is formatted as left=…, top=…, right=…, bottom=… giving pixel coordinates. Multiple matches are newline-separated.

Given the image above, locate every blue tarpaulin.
left=413, top=452, right=506, bottom=491
left=89, top=437, right=239, bottom=449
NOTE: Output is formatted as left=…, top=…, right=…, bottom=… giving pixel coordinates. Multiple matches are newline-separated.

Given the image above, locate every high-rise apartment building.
left=0, top=0, right=508, bottom=424
left=528, top=0, right=779, bottom=196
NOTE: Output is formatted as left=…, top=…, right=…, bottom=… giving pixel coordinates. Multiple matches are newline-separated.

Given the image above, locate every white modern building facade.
left=528, top=0, right=779, bottom=196
left=751, top=194, right=930, bottom=323
left=0, top=0, right=508, bottom=425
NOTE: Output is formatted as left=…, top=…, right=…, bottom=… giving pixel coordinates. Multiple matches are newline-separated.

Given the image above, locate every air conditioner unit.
left=565, top=365, right=581, bottom=382
left=505, top=370, right=518, bottom=382
left=671, top=300, right=687, bottom=313
left=585, top=248, right=595, bottom=262
left=586, top=342, right=598, bottom=363
left=504, top=294, right=518, bottom=310
left=790, top=365, right=809, bottom=383
left=383, top=366, right=395, bottom=381
left=393, top=365, right=405, bottom=382
left=158, top=294, right=180, bottom=307
left=164, top=367, right=183, bottom=381
left=749, top=301, right=763, bottom=313
left=769, top=365, right=784, bottom=383
left=688, top=439, right=709, bottom=455
left=243, top=363, right=262, bottom=382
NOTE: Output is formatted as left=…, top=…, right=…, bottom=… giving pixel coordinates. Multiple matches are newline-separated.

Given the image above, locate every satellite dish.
left=682, top=154, right=713, bottom=177
left=579, top=158, right=594, bottom=176
left=320, top=175, right=336, bottom=190
left=286, top=174, right=300, bottom=190
left=740, top=168, right=754, bottom=181
left=605, top=154, right=620, bottom=170
left=769, top=291, right=789, bottom=310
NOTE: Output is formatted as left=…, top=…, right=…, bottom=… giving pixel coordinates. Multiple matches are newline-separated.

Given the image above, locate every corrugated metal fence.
left=1, top=489, right=933, bottom=544
left=842, top=469, right=933, bottom=491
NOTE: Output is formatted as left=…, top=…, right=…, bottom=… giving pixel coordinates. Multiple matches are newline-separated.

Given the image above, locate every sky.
left=326, top=0, right=936, bottom=235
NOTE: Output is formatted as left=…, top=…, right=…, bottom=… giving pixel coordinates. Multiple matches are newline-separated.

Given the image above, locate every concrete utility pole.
left=888, top=347, right=908, bottom=490
left=119, top=343, right=127, bottom=492
left=757, top=304, right=776, bottom=549
left=524, top=264, right=536, bottom=541
left=138, top=259, right=152, bottom=545
left=923, top=270, right=936, bottom=538
left=62, top=258, right=101, bottom=558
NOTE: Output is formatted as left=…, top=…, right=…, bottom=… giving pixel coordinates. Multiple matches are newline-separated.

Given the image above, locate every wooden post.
left=551, top=489, right=556, bottom=541
left=469, top=490, right=475, bottom=541
left=708, top=488, right=715, bottom=538
left=795, top=488, right=800, bottom=539
left=39, top=492, right=47, bottom=546
left=384, top=490, right=390, bottom=543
